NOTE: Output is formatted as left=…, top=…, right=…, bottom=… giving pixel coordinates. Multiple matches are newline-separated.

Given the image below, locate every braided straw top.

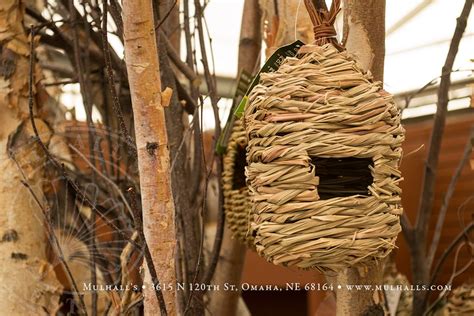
left=304, top=0, right=343, bottom=50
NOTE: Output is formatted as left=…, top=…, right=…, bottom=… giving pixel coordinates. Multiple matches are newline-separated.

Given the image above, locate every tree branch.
left=410, top=2, right=472, bottom=313
left=415, top=0, right=472, bottom=238
left=430, top=221, right=474, bottom=285
left=162, top=32, right=199, bottom=83
left=427, top=127, right=474, bottom=268
left=122, top=0, right=177, bottom=313
left=193, top=0, right=224, bottom=292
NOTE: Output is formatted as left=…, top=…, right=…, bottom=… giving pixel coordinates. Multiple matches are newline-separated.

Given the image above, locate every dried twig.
left=409, top=1, right=472, bottom=313
left=162, top=32, right=199, bottom=83
left=426, top=236, right=474, bottom=314
left=19, top=177, right=89, bottom=316
left=430, top=221, right=474, bottom=286
left=401, top=69, right=474, bottom=109
left=427, top=128, right=474, bottom=268
left=155, top=0, right=178, bottom=30
left=414, top=0, right=472, bottom=239
left=68, top=2, right=99, bottom=312
left=26, top=26, right=88, bottom=315
left=68, top=144, right=133, bottom=217
left=101, top=0, right=137, bottom=159
left=109, top=0, right=123, bottom=40
left=194, top=0, right=225, bottom=291
left=183, top=0, right=204, bottom=201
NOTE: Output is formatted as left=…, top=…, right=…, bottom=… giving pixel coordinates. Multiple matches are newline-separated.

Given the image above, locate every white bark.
left=0, top=121, right=63, bottom=314
left=122, top=0, right=177, bottom=314
left=259, top=0, right=314, bottom=54
left=0, top=1, right=62, bottom=313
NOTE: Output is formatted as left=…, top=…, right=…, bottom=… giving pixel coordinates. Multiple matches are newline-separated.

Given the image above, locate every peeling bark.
left=332, top=264, right=385, bottom=316
left=122, top=0, right=177, bottom=314
left=343, top=0, right=385, bottom=81
left=0, top=120, right=63, bottom=315
left=259, top=0, right=314, bottom=54
left=0, top=1, right=62, bottom=314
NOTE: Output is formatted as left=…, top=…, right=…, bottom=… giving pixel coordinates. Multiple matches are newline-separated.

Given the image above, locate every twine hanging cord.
left=304, top=0, right=342, bottom=48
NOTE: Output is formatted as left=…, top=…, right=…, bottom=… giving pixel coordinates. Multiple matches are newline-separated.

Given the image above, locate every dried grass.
left=243, top=43, right=405, bottom=272
left=222, top=119, right=254, bottom=246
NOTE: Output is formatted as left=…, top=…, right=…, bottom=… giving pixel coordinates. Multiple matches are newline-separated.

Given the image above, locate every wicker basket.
left=222, top=118, right=254, bottom=245
left=243, top=1, right=404, bottom=271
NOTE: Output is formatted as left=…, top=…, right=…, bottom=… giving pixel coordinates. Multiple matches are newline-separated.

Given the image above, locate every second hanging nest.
left=243, top=0, right=405, bottom=272
left=223, top=118, right=254, bottom=246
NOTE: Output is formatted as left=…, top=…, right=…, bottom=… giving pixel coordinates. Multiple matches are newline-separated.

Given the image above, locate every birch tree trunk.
left=122, top=0, right=177, bottom=314
left=0, top=0, right=62, bottom=314
left=343, top=0, right=386, bottom=82
left=333, top=1, right=387, bottom=315
left=259, top=0, right=314, bottom=54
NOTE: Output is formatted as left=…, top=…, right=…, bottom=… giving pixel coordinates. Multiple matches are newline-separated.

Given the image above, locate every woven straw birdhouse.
left=222, top=118, right=254, bottom=245
left=243, top=0, right=405, bottom=271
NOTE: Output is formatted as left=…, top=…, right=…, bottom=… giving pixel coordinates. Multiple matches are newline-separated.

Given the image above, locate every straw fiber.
left=222, top=119, right=254, bottom=246
left=243, top=43, right=405, bottom=271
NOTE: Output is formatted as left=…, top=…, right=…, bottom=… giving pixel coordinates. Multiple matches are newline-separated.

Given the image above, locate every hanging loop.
left=304, top=0, right=342, bottom=49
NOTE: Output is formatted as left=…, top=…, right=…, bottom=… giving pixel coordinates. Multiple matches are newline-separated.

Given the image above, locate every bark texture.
left=0, top=1, right=62, bottom=313
left=343, top=0, right=385, bottom=81
left=333, top=264, right=385, bottom=316
left=122, top=0, right=177, bottom=314
left=259, top=0, right=314, bottom=54
left=334, top=1, right=387, bottom=315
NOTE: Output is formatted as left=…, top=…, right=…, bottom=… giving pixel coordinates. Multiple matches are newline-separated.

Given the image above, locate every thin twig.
left=402, top=69, right=474, bottom=109
left=69, top=2, right=99, bottom=312
left=430, top=221, right=474, bottom=285
left=179, top=3, right=204, bottom=311
left=426, top=239, right=473, bottom=315
left=427, top=127, right=474, bottom=268
left=101, top=0, right=137, bottom=160
left=194, top=0, right=224, bottom=291
left=109, top=0, right=123, bottom=40
left=410, top=2, right=472, bottom=312
left=162, top=32, right=199, bottom=83
left=155, top=0, right=178, bottom=30
left=182, top=1, right=223, bottom=312
left=19, top=177, right=89, bottom=315
left=415, top=0, right=472, bottom=237
left=183, top=0, right=204, bottom=200
left=26, top=26, right=88, bottom=315
left=68, top=144, right=133, bottom=216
